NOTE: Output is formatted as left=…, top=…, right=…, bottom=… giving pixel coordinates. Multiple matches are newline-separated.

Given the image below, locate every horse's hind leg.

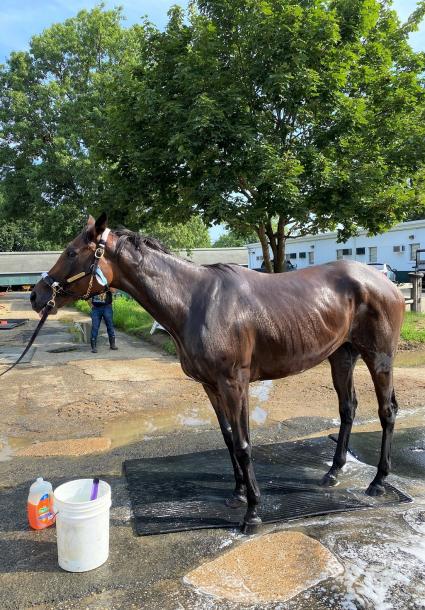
left=321, top=343, right=360, bottom=487
left=202, top=384, right=247, bottom=506
left=361, top=353, right=399, bottom=496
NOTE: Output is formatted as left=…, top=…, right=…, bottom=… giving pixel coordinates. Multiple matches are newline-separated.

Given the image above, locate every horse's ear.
left=85, top=213, right=107, bottom=242
left=95, top=212, right=108, bottom=235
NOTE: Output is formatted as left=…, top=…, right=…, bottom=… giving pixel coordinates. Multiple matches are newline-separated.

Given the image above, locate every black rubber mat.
left=0, top=319, right=27, bottom=330
left=124, top=436, right=411, bottom=536
left=331, top=426, right=425, bottom=480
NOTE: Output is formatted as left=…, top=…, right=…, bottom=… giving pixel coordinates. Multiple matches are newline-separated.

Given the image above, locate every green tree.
left=0, top=6, right=146, bottom=244
left=213, top=228, right=258, bottom=247
left=143, top=216, right=211, bottom=252
left=104, top=0, right=425, bottom=271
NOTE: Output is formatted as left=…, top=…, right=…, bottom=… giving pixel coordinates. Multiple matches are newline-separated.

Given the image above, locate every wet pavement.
left=0, top=293, right=424, bottom=609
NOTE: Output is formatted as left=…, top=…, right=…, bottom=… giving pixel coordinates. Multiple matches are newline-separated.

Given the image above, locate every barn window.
left=356, top=247, right=365, bottom=255
left=299, top=252, right=306, bottom=259
left=337, top=248, right=352, bottom=259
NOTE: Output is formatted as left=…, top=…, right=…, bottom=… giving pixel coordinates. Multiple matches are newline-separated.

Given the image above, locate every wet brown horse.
left=31, top=214, right=405, bottom=531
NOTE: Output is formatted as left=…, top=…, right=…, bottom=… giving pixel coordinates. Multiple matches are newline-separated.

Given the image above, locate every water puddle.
left=252, top=406, right=268, bottom=425
left=103, top=406, right=216, bottom=448
left=104, top=380, right=277, bottom=448
left=0, top=435, right=31, bottom=462
left=250, top=379, right=273, bottom=402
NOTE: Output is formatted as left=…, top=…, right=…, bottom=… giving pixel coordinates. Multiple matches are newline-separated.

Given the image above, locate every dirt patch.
left=16, top=437, right=111, bottom=457
left=184, top=531, right=343, bottom=604
left=74, top=357, right=182, bottom=382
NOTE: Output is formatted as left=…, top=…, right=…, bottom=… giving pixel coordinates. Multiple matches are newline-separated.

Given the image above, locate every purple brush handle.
left=90, top=478, right=99, bottom=501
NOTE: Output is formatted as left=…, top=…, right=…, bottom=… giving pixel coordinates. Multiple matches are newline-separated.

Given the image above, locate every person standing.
left=90, top=288, right=118, bottom=353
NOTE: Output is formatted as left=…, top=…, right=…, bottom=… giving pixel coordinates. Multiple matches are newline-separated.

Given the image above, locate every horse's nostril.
left=30, top=291, right=36, bottom=303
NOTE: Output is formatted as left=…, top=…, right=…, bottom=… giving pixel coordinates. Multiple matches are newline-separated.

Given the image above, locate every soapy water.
left=250, top=379, right=273, bottom=403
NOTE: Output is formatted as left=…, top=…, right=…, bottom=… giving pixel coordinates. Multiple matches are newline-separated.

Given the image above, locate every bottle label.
left=37, top=493, right=54, bottom=522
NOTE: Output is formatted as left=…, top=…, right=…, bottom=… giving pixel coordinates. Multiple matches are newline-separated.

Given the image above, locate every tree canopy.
left=0, top=6, right=145, bottom=243
left=213, top=228, right=258, bottom=247
left=1, top=2, right=425, bottom=268
left=143, top=216, right=211, bottom=251
left=103, top=0, right=425, bottom=270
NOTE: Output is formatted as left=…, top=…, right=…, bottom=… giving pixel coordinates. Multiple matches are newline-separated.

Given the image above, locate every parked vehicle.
left=367, top=263, right=397, bottom=283
left=257, top=260, right=297, bottom=273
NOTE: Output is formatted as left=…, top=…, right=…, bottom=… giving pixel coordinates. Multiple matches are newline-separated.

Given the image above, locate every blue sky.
left=0, top=0, right=424, bottom=63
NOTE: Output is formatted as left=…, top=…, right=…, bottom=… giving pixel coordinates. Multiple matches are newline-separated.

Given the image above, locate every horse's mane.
left=113, top=228, right=171, bottom=258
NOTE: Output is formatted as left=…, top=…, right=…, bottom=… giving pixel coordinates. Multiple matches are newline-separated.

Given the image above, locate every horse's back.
left=230, top=260, right=404, bottom=379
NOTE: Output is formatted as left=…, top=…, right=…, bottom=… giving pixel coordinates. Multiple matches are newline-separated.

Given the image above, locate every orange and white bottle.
left=27, top=477, right=56, bottom=530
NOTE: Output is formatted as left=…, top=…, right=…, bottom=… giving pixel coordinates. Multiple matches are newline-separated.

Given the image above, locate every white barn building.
left=247, top=219, right=425, bottom=283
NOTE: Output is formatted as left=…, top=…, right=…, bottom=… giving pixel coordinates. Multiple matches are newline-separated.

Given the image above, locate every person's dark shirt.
left=91, top=290, right=113, bottom=307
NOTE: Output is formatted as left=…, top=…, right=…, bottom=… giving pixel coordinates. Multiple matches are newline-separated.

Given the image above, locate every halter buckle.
left=95, top=246, right=104, bottom=259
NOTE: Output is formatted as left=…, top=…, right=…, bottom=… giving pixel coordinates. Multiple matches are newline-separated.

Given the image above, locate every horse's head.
left=31, top=213, right=115, bottom=315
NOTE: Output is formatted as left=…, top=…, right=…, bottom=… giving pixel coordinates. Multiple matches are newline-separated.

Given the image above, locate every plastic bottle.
left=27, top=477, right=56, bottom=530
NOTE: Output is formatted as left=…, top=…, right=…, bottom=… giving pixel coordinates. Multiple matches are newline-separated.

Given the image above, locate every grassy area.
left=74, top=296, right=177, bottom=355
left=401, top=311, right=425, bottom=343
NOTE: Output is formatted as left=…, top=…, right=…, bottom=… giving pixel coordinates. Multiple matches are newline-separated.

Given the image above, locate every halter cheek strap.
left=82, top=228, right=111, bottom=300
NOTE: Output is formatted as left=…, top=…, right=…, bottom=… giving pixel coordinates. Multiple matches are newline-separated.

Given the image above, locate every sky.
left=0, top=0, right=423, bottom=241
left=0, top=0, right=424, bottom=63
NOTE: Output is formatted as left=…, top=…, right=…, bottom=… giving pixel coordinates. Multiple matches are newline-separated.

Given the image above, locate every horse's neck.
left=114, top=245, right=202, bottom=335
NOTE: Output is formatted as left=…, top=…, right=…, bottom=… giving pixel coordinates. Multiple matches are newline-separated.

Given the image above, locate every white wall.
left=247, top=220, right=425, bottom=274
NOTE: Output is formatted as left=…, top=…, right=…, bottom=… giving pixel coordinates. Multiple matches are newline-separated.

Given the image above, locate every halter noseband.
left=42, top=228, right=111, bottom=309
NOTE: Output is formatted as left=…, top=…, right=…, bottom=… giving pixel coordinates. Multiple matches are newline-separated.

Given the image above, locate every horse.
left=30, top=213, right=405, bottom=532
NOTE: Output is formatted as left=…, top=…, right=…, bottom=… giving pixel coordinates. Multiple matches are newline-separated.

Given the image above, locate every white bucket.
left=53, top=479, right=111, bottom=572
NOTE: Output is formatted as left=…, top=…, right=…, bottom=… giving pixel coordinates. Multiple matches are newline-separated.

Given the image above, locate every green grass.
left=74, top=296, right=176, bottom=354
left=401, top=311, right=425, bottom=343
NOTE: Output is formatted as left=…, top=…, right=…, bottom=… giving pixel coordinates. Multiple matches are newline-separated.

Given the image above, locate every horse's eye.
left=67, top=249, right=77, bottom=258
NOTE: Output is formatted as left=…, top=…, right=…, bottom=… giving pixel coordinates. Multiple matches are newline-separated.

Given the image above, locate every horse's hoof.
left=225, top=494, right=247, bottom=508
left=240, top=516, right=262, bottom=535
left=365, top=482, right=386, bottom=497
left=320, top=473, right=338, bottom=487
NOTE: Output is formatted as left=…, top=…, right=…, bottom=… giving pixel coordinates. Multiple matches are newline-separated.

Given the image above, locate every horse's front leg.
left=217, top=373, right=262, bottom=533
left=202, top=384, right=247, bottom=507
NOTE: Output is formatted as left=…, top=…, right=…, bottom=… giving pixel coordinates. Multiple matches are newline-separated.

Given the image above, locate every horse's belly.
left=251, top=335, right=344, bottom=381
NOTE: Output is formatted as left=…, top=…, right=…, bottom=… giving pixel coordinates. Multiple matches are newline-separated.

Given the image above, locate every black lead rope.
left=0, top=233, right=109, bottom=378
left=0, top=306, right=51, bottom=378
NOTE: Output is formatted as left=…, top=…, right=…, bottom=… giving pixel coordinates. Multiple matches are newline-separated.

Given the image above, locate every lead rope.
left=0, top=306, right=51, bottom=377
left=0, top=228, right=110, bottom=377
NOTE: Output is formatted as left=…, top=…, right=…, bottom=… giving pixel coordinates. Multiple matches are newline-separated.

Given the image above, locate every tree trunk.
left=257, top=223, right=273, bottom=273
left=274, top=216, right=286, bottom=273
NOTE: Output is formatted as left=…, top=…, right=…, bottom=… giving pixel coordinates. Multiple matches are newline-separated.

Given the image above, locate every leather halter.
left=0, top=228, right=110, bottom=378
left=42, top=228, right=111, bottom=308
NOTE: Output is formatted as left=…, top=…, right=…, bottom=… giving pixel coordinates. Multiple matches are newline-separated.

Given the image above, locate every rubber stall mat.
left=331, top=426, right=425, bottom=481
left=124, top=436, right=411, bottom=536
left=0, top=319, right=27, bottom=330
